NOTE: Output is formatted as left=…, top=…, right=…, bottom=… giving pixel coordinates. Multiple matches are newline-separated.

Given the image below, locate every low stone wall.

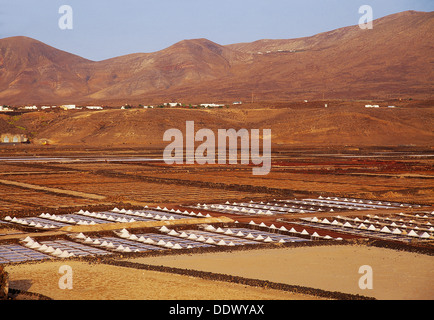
left=0, top=265, right=9, bottom=300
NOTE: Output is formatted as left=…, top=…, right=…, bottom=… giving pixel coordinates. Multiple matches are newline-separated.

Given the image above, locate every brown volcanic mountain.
left=0, top=10, right=432, bottom=105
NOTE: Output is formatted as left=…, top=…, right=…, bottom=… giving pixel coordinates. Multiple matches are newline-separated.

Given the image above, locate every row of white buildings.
left=365, top=105, right=397, bottom=108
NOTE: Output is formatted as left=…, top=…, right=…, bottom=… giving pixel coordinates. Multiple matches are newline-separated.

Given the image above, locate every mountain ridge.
left=0, top=10, right=432, bottom=105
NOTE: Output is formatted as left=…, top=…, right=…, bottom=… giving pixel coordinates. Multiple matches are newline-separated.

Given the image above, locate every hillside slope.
left=0, top=10, right=432, bottom=105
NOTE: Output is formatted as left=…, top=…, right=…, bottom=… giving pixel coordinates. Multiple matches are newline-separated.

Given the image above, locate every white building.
left=60, top=104, right=76, bottom=110
left=165, top=103, right=180, bottom=107
left=86, top=106, right=103, bottom=110
left=200, top=103, right=224, bottom=108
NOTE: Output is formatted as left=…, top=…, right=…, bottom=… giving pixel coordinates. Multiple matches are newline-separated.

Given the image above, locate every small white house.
left=60, top=104, right=76, bottom=110
left=200, top=103, right=224, bottom=108
left=166, top=103, right=180, bottom=107
left=86, top=106, right=103, bottom=110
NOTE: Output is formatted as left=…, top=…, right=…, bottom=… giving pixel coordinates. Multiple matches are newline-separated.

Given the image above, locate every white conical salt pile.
left=368, top=225, right=377, bottom=231
left=188, top=234, right=198, bottom=240
left=112, top=208, right=120, bottom=212
left=301, top=230, right=309, bottom=235
left=205, top=225, right=216, bottom=232
left=312, top=232, right=320, bottom=237
left=255, top=235, right=264, bottom=241
left=173, top=244, right=183, bottom=249
left=322, top=218, right=330, bottom=224
left=179, top=232, right=188, bottom=238
left=217, top=240, right=227, bottom=246
left=236, top=231, right=244, bottom=237
left=408, top=230, right=419, bottom=237
left=129, top=234, right=139, bottom=241
left=59, top=250, right=70, bottom=258
left=163, top=241, right=174, bottom=248
left=259, top=222, right=267, bottom=227
left=343, top=222, right=353, bottom=228
left=23, top=236, right=33, bottom=243
left=157, top=240, right=166, bottom=246
left=4, top=216, right=12, bottom=221
left=269, top=224, right=277, bottom=229
left=358, top=223, right=367, bottom=229
left=264, top=236, right=273, bottom=242
left=205, top=238, right=216, bottom=244
left=123, top=247, right=132, bottom=253
left=75, top=233, right=86, bottom=240
left=380, top=226, right=391, bottom=233
left=161, top=216, right=168, bottom=221
left=392, top=228, right=402, bottom=234
left=323, top=235, right=333, bottom=240
left=168, top=230, right=179, bottom=236
left=228, top=242, right=236, bottom=246
left=278, top=239, right=286, bottom=243
left=29, top=241, right=41, bottom=249
left=279, top=226, right=288, bottom=231
left=249, top=221, right=256, bottom=225
left=160, top=226, right=170, bottom=233
left=116, top=245, right=125, bottom=251
left=106, top=242, right=115, bottom=249
left=38, top=244, right=49, bottom=252
left=225, top=229, right=234, bottom=235
left=137, top=236, right=146, bottom=242
left=246, top=233, right=255, bottom=239
left=289, top=228, right=297, bottom=233
left=197, top=235, right=206, bottom=242
left=144, top=238, right=155, bottom=244
left=100, top=241, right=108, bottom=247
left=84, top=237, right=93, bottom=243
left=44, top=246, right=55, bottom=253
left=93, top=239, right=101, bottom=245
left=52, top=248, right=63, bottom=256
left=419, top=232, right=430, bottom=239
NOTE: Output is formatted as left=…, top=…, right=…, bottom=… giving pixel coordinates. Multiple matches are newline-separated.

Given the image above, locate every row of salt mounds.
left=304, top=216, right=432, bottom=239
left=112, top=207, right=211, bottom=218
left=159, top=226, right=234, bottom=247
left=247, top=220, right=342, bottom=241
left=4, top=216, right=57, bottom=229
left=21, top=237, right=75, bottom=258
left=74, top=232, right=138, bottom=253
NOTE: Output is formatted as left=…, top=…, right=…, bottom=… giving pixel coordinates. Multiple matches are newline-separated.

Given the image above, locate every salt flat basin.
left=0, top=156, right=163, bottom=163
left=119, top=245, right=434, bottom=300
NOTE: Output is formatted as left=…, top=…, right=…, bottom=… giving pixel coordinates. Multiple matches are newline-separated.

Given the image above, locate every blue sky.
left=0, top=0, right=433, bottom=61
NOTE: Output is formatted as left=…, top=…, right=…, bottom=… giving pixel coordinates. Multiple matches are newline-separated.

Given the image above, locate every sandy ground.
left=4, top=260, right=322, bottom=300
left=121, top=245, right=434, bottom=300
